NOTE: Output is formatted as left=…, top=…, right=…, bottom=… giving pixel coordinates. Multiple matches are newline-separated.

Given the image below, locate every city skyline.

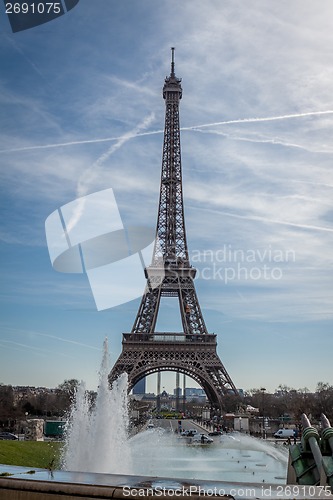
left=1, top=1, right=332, bottom=395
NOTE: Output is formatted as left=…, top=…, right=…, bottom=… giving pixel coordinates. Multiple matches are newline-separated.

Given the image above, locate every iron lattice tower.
left=109, top=49, right=237, bottom=410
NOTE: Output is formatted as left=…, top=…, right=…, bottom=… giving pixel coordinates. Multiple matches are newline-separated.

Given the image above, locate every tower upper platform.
left=163, top=47, right=182, bottom=99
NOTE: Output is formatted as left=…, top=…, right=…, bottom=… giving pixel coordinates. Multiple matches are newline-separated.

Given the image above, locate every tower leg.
left=176, top=371, right=180, bottom=412
left=157, top=371, right=161, bottom=412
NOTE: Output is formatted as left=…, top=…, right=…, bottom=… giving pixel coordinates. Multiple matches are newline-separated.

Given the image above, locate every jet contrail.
left=30, top=331, right=102, bottom=351
left=4, top=326, right=101, bottom=351
left=5, top=34, right=47, bottom=83
left=0, top=129, right=163, bottom=154
left=181, top=109, right=333, bottom=130
left=189, top=127, right=333, bottom=154
left=1, top=110, right=333, bottom=154
left=191, top=205, right=333, bottom=233
left=65, top=112, right=155, bottom=235
left=0, top=339, right=74, bottom=358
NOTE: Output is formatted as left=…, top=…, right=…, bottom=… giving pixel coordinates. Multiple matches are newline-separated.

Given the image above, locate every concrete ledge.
left=0, top=477, right=117, bottom=499
left=1, top=465, right=332, bottom=499
left=0, top=476, right=228, bottom=500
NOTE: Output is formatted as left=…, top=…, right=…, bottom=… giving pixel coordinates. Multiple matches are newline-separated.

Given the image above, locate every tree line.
left=1, top=380, right=332, bottom=431
left=0, top=379, right=80, bottom=427
left=223, top=382, right=333, bottom=423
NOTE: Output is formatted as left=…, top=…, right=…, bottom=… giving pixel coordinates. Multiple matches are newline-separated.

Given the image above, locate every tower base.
left=109, top=333, right=237, bottom=410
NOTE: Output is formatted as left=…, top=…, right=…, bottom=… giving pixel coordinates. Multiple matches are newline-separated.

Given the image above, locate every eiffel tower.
left=109, top=49, right=237, bottom=410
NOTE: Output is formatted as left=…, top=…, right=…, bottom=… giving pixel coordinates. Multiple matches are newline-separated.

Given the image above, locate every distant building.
left=12, top=386, right=55, bottom=404
left=133, top=378, right=146, bottom=395
left=173, top=387, right=182, bottom=397
left=227, top=388, right=244, bottom=397
left=185, top=387, right=205, bottom=397
left=141, top=393, right=156, bottom=402
left=184, top=387, right=207, bottom=403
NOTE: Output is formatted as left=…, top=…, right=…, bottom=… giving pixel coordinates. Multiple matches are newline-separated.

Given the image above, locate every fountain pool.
left=130, top=428, right=288, bottom=484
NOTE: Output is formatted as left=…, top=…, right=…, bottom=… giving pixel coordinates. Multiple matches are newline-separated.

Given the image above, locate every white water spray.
left=62, top=339, right=132, bottom=474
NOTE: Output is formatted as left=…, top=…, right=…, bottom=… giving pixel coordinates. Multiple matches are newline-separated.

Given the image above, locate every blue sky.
left=0, top=0, right=332, bottom=396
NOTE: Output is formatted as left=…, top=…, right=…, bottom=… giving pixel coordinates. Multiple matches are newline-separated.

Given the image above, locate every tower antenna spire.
left=171, top=46, right=175, bottom=76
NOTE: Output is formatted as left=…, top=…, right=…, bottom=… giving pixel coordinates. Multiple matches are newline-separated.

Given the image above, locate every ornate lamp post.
left=261, top=387, right=266, bottom=439
left=239, top=416, right=242, bottom=432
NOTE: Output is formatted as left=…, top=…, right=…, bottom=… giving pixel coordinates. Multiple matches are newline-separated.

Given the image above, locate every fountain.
left=62, top=339, right=132, bottom=475
left=62, top=339, right=287, bottom=484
